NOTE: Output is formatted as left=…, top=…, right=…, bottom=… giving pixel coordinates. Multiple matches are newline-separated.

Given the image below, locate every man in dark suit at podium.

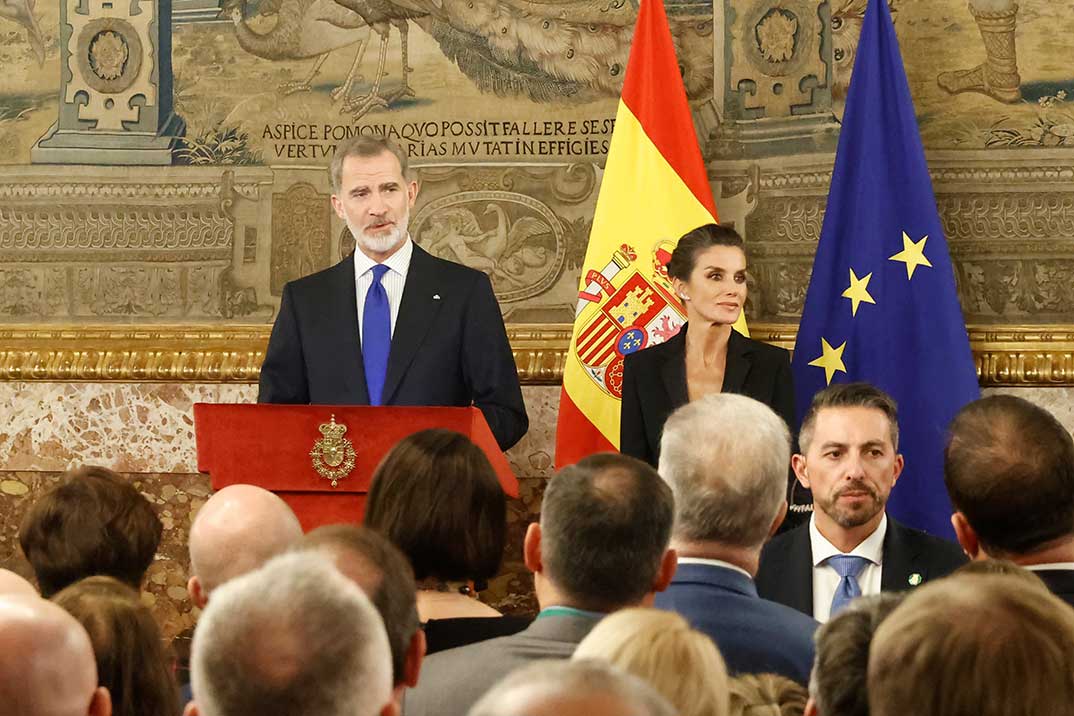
left=258, top=137, right=528, bottom=451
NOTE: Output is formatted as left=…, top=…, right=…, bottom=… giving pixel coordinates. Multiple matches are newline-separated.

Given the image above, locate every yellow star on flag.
left=841, top=269, right=876, bottom=317
left=888, top=232, right=933, bottom=280
left=808, top=338, right=848, bottom=385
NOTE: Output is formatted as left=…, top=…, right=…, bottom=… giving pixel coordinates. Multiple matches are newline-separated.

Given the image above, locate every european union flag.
left=791, top=0, right=979, bottom=538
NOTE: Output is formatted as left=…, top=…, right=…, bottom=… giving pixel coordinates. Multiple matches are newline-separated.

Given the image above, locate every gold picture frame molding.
left=1, top=324, right=1074, bottom=386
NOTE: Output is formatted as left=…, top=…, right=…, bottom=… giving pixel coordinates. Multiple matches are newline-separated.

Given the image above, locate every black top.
left=423, top=615, right=532, bottom=655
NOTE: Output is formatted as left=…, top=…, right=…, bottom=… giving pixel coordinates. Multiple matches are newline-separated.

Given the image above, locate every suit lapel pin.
left=908, top=573, right=923, bottom=586
left=433, top=294, right=441, bottom=300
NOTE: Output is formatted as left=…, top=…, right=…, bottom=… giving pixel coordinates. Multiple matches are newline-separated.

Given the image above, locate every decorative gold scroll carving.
left=1, top=324, right=1074, bottom=386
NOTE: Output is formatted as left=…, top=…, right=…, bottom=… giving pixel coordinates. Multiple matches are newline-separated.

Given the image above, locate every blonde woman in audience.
left=729, top=673, right=808, bottom=716
left=53, top=576, right=179, bottom=716
left=573, top=607, right=730, bottom=716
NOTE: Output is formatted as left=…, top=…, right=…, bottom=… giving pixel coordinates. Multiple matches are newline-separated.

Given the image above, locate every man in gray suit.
left=404, top=452, right=677, bottom=716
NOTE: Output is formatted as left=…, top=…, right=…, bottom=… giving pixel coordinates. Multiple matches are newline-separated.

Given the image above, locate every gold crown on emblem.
left=319, top=415, right=348, bottom=440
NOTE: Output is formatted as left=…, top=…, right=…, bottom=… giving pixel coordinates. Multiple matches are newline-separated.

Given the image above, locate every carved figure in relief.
left=937, top=0, right=1021, bottom=104
left=0, top=0, right=45, bottom=65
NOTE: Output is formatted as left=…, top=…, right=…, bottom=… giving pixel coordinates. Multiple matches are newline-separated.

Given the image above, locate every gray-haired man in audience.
left=654, top=393, right=819, bottom=684
left=406, top=452, right=677, bottom=716
left=186, top=551, right=394, bottom=716
left=0, top=595, right=112, bottom=716
left=468, top=659, right=676, bottom=716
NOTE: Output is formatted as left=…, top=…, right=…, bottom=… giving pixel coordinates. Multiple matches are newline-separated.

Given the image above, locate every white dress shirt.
left=354, top=237, right=412, bottom=340
left=809, top=514, right=887, bottom=622
left=677, top=557, right=754, bottom=581
left=1026, top=562, right=1074, bottom=571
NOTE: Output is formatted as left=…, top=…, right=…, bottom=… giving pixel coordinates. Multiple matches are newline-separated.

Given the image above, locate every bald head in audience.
left=188, top=551, right=394, bottom=716
left=0, top=595, right=112, bottom=716
left=0, top=569, right=37, bottom=598
left=187, top=484, right=303, bottom=607
left=468, top=660, right=676, bottom=716
left=869, top=573, right=1074, bottom=716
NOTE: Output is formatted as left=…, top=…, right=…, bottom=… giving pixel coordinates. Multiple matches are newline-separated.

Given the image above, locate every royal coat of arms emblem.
left=309, top=415, right=356, bottom=487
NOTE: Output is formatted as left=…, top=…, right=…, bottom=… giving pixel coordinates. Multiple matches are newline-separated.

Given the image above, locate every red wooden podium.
left=194, top=404, right=518, bottom=531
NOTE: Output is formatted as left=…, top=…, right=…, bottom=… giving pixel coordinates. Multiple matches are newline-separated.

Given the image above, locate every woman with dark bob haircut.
left=619, top=223, right=796, bottom=471
left=52, top=576, right=180, bottom=716
left=364, top=428, right=529, bottom=653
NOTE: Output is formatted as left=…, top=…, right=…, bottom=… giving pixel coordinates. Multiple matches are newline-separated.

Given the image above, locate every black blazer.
left=754, top=517, right=968, bottom=616
left=619, top=324, right=796, bottom=467
left=258, top=243, right=528, bottom=450
left=1035, top=569, right=1074, bottom=608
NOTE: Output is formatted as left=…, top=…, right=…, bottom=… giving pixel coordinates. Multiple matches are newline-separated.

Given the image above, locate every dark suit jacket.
left=258, top=244, right=528, bottom=450
left=1034, top=569, right=1074, bottom=608
left=755, top=516, right=968, bottom=616
left=654, top=563, right=818, bottom=684
left=620, top=324, right=795, bottom=467
left=403, top=612, right=600, bottom=716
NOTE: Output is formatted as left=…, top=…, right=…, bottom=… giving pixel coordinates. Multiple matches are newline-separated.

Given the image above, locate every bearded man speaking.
left=258, top=137, right=528, bottom=451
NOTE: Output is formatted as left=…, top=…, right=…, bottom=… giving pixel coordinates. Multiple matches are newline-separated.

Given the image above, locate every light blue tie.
left=828, top=554, right=870, bottom=617
left=362, top=264, right=391, bottom=406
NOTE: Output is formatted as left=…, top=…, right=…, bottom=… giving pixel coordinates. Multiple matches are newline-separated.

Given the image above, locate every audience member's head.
left=187, top=484, right=303, bottom=608
left=468, top=659, right=677, bottom=716
left=302, top=525, right=424, bottom=694
left=0, top=568, right=37, bottom=598
left=574, top=607, right=730, bottom=716
left=0, top=595, right=112, bottom=716
left=793, top=383, right=903, bottom=542
left=869, top=573, right=1074, bottom=716
left=806, top=593, right=904, bottom=716
left=189, top=551, right=393, bottom=716
left=365, top=429, right=506, bottom=587
left=531, top=453, right=675, bottom=612
left=53, top=577, right=178, bottom=716
left=19, top=465, right=163, bottom=597
left=729, top=673, right=808, bottom=716
left=944, top=395, right=1074, bottom=560
left=659, top=394, right=790, bottom=562
left=953, top=558, right=1048, bottom=588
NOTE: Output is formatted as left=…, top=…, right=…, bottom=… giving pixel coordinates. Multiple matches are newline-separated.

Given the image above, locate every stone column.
left=32, top=0, right=185, bottom=165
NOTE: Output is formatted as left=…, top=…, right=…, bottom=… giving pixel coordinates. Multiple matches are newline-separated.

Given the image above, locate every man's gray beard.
left=350, top=214, right=409, bottom=255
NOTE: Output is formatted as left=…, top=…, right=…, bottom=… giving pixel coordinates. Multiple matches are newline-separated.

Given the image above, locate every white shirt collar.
left=353, top=236, right=413, bottom=279
left=1025, top=562, right=1074, bottom=571
left=676, top=557, right=753, bottom=580
left=809, top=513, right=888, bottom=567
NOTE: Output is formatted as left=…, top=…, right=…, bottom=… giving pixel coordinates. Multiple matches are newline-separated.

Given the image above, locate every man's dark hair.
left=944, top=395, right=1074, bottom=556
left=541, top=453, right=673, bottom=612
left=302, top=525, right=419, bottom=684
left=810, top=593, right=905, bottom=716
left=19, top=465, right=163, bottom=597
left=365, top=429, right=506, bottom=583
left=798, top=382, right=900, bottom=454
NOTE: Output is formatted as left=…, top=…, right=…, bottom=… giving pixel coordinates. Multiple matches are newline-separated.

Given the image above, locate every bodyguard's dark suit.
left=654, top=563, right=818, bottom=684
left=258, top=244, right=528, bottom=450
left=1034, top=569, right=1074, bottom=608
left=620, top=324, right=796, bottom=467
left=754, top=517, right=967, bottom=616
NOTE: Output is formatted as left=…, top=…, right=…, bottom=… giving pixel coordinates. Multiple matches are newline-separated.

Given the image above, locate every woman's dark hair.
left=364, top=429, right=507, bottom=583
left=666, top=223, right=745, bottom=282
left=52, top=576, right=179, bottom=716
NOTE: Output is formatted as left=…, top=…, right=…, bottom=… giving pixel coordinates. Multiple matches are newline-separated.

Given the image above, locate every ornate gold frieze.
left=2, top=324, right=1074, bottom=386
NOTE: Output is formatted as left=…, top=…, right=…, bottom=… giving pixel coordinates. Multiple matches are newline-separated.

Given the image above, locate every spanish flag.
left=554, top=0, right=744, bottom=466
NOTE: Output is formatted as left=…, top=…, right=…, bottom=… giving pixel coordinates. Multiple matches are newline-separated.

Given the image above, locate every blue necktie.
left=828, top=554, right=870, bottom=617
left=363, top=264, right=391, bottom=406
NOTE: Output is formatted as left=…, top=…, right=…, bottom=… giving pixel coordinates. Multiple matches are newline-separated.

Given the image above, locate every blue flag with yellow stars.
left=790, top=0, right=979, bottom=539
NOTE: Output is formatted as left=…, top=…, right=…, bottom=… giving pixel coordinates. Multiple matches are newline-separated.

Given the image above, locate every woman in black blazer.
left=620, top=224, right=796, bottom=468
